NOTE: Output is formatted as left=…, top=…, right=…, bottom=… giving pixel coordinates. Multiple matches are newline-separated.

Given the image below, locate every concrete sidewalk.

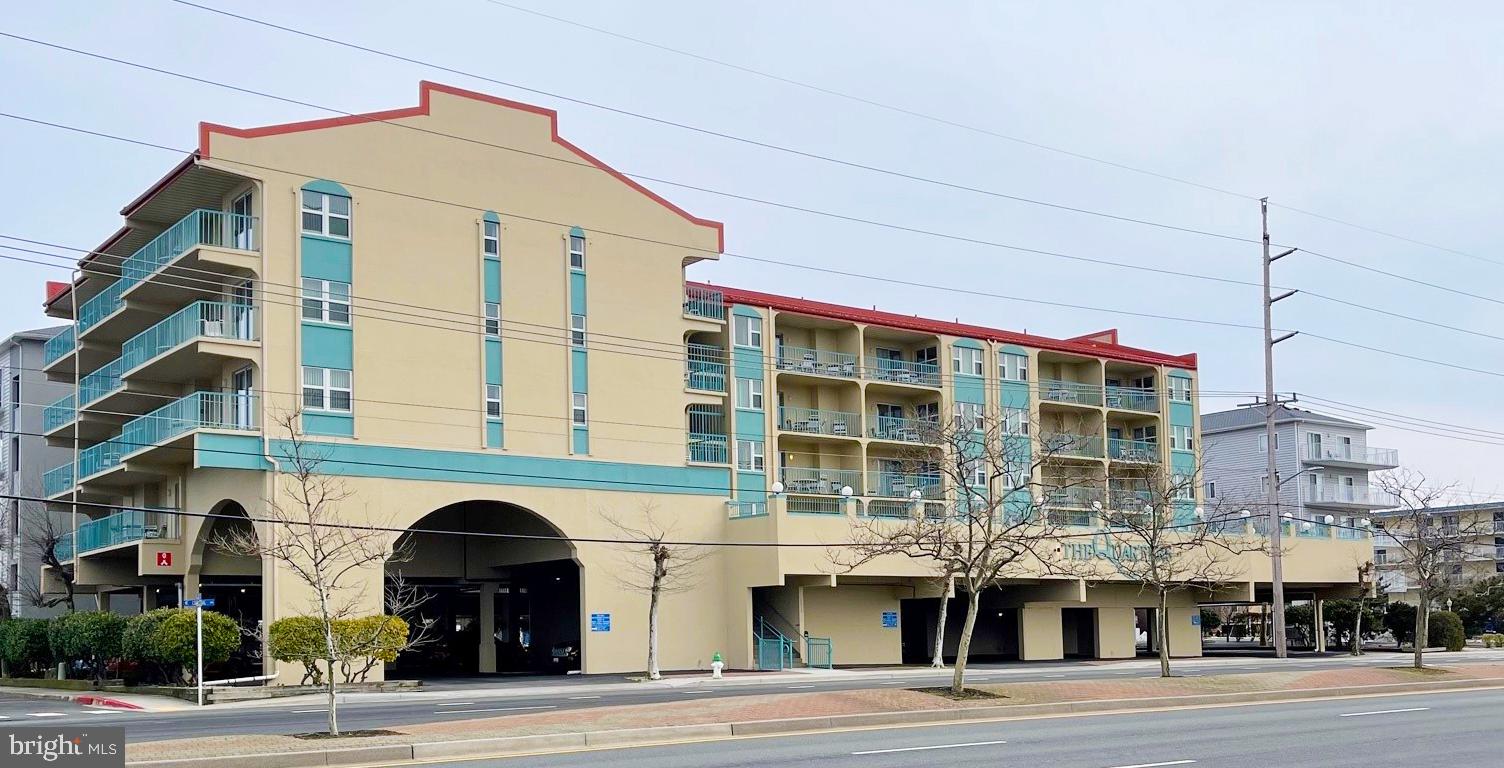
left=0, top=685, right=197, bottom=712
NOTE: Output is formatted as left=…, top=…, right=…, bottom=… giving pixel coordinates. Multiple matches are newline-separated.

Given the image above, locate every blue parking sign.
left=590, top=613, right=611, bottom=632
left=881, top=611, right=899, bottom=629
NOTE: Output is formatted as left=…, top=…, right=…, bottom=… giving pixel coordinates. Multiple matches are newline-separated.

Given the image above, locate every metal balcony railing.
left=1299, top=443, right=1400, bottom=466
left=779, top=406, right=859, bottom=437
left=726, top=501, right=767, bottom=519
left=869, top=414, right=938, bottom=443
left=77, top=279, right=129, bottom=336
left=781, top=467, right=862, bottom=496
left=1041, top=431, right=1104, bottom=459
left=786, top=495, right=844, bottom=515
left=43, top=463, right=74, bottom=497
left=120, top=392, right=259, bottom=452
left=1108, top=438, right=1159, bottom=462
left=686, top=432, right=728, bottom=464
left=685, top=343, right=727, bottom=392
left=76, top=507, right=181, bottom=555
left=1104, top=386, right=1158, bottom=412
left=1299, top=484, right=1401, bottom=508
left=78, top=439, right=126, bottom=481
left=867, top=471, right=942, bottom=498
left=1040, top=378, right=1102, bottom=407
left=121, top=300, right=257, bottom=372
left=1044, top=485, right=1103, bottom=509
left=79, top=358, right=123, bottom=405
left=775, top=345, right=857, bottom=378
left=862, top=359, right=941, bottom=387
left=864, top=499, right=915, bottom=518
left=42, top=326, right=74, bottom=366
left=683, top=285, right=725, bottom=321
left=119, top=209, right=259, bottom=286
left=43, top=394, right=74, bottom=433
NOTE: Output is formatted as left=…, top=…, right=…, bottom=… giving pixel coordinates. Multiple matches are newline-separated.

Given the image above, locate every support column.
left=182, top=572, right=200, bottom=603
left=478, top=582, right=498, bottom=674
left=1314, top=599, right=1326, bottom=653
left=1094, top=607, right=1137, bottom=659
left=1018, top=605, right=1064, bottom=661
left=1166, top=607, right=1205, bottom=658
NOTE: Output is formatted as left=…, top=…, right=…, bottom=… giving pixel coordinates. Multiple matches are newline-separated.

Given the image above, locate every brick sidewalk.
left=126, top=663, right=1504, bottom=762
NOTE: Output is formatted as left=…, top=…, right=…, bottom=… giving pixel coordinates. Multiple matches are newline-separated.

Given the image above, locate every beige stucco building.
left=34, top=82, right=1372, bottom=680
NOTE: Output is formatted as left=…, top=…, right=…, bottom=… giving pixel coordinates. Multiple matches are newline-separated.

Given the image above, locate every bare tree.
left=21, top=498, right=77, bottom=612
left=1351, top=558, right=1376, bottom=656
left=213, top=411, right=409, bottom=736
left=839, top=406, right=1079, bottom=695
left=600, top=505, right=711, bottom=680
left=1085, top=458, right=1264, bottom=677
left=1372, top=469, right=1487, bottom=669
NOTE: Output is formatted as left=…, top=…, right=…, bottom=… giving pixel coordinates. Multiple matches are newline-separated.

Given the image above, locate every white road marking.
left=1042, top=674, right=1067, bottom=678
left=786, top=684, right=816, bottom=689
left=1105, top=761, right=1196, bottom=768
left=290, top=709, right=328, bottom=714
left=1339, top=707, right=1429, bottom=718
left=28, top=713, right=66, bottom=718
left=439, top=705, right=557, bottom=715
left=852, top=739, right=1006, bottom=755
left=0, top=715, right=10, bottom=719
left=880, top=681, right=906, bottom=685
left=567, top=695, right=601, bottom=700
left=83, top=710, right=117, bottom=715
left=679, top=690, right=715, bottom=694
left=435, top=702, right=476, bottom=707
left=969, top=677, right=992, bottom=682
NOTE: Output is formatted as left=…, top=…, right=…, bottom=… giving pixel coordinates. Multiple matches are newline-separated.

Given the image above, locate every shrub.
left=45, top=611, right=127, bottom=681
left=122, top=608, right=238, bottom=684
left=122, top=610, right=173, bottom=665
left=0, top=618, right=53, bottom=676
left=1482, top=633, right=1504, bottom=648
left=1427, top=610, right=1466, bottom=652
left=335, top=615, right=411, bottom=682
left=1384, top=602, right=1416, bottom=647
left=269, top=616, right=328, bottom=685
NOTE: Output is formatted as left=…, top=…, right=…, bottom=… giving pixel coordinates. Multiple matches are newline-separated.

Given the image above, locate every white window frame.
left=301, top=366, right=352, bottom=413
left=953, top=402, right=982, bottom=431
left=1205, top=481, right=1217, bottom=499
left=952, top=346, right=983, bottom=376
left=733, top=315, right=762, bottom=348
left=1003, top=406, right=1029, bottom=436
left=301, top=191, right=351, bottom=238
left=568, top=234, right=586, bottom=270
left=736, top=439, right=765, bottom=471
left=736, top=377, right=764, bottom=410
left=962, top=457, right=987, bottom=487
left=1171, top=425, right=1193, bottom=451
left=301, top=278, right=351, bottom=325
left=484, top=302, right=500, bottom=337
left=571, top=393, right=588, bottom=426
left=1000, top=352, right=1029, bottom=382
left=1172, top=474, right=1194, bottom=500
left=483, top=220, right=500, bottom=257
left=1169, top=376, right=1192, bottom=402
left=485, top=384, right=502, bottom=419
left=570, top=314, right=586, bottom=347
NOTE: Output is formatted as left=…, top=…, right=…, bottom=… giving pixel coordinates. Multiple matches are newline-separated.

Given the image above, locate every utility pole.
left=1260, top=198, right=1298, bottom=659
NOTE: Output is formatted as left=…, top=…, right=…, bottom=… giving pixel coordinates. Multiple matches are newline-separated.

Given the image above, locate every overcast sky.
left=3, top=2, right=1500, bottom=500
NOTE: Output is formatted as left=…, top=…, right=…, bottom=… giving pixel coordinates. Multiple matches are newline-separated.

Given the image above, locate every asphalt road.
left=4, top=649, right=1502, bottom=742
left=424, top=687, right=1504, bottom=768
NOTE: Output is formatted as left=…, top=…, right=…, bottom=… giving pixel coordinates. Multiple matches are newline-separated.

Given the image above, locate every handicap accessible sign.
left=590, top=612, right=611, bottom=632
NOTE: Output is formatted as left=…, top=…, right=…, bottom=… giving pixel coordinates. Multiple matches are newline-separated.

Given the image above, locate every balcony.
left=1299, top=443, right=1400, bottom=470
left=79, top=358, right=124, bottom=406
left=74, top=507, right=181, bottom=556
left=1107, top=438, right=1159, bottom=463
left=53, top=533, right=74, bottom=563
left=867, top=470, right=942, bottom=498
left=868, top=415, right=938, bottom=443
left=1300, top=484, right=1400, bottom=510
left=1105, top=386, right=1158, bottom=413
left=685, top=343, right=726, bottom=392
left=42, top=326, right=74, bottom=367
left=42, top=394, right=74, bottom=434
left=775, top=346, right=857, bottom=379
left=683, top=285, right=725, bottom=322
left=1041, top=431, right=1104, bottom=459
left=686, top=432, right=728, bottom=464
left=43, top=464, right=74, bottom=497
left=781, top=467, right=862, bottom=495
left=119, top=300, right=258, bottom=381
left=778, top=406, right=859, bottom=438
left=787, top=495, right=844, bottom=515
left=862, top=359, right=941, bottom=388
left=1040, top=379, right=1103, bottom=407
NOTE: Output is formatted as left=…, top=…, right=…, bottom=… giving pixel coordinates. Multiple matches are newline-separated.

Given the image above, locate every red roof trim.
left=198, top=81, right=725, bottom=252
left=695, top=282, right=1197, bottom=369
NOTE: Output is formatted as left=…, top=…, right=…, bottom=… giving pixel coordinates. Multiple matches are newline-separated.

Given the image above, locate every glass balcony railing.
left=76, top=278, right=128, bottom=336
left=726, top=501, right=767, bottom=519
left=1104, top=386, right=1158, bottom=412
left=1040, top=379, right=1102, bottom=407
left=121, top=300, right=257, bottom=372
left=1299, top=443, right=1400, bottom=467
left=75, top=507, right=181, bottom=555
left=43, top=463, right=74, bottom=496
left=53, top=533, right=74, bottom=563
left=43, top=394, right=75, bottom=433
left=867, top=471, right=942, bottom=498
left=780, top=467, right=862, bottom=496
left=78, top=439, right=126, bottom=481
left=869, top=414, right=939, bottom=443
left=686, top=432, right=728, bottom=464
left=685, top=343, right=726, bottom=392
left=775, top=345, right=857, bottom=378
left=42, top=326, right=74, bottom=366
left=1108, top=438, right=1159, bottom=462
left=683, top=285, right=725, bottom=321
left=779, top=406, right=859, bottom=437
left=1041, top=431, right=1104, bottom=458
left=79, top=358, right=123, bottom=405
left=1299, top=484, right=1401, bottom=508
left=862, top=359, right=941, bottom=387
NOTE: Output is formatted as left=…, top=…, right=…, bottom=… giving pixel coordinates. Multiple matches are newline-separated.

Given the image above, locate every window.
left=736, top=377, right=764, bottom=410
left=1000, top=352, right=1029, bottom=382
left=1171, top=425, right=1193, bottom=451
left=484, top=302, right=500, bottom=336
left=1004, top=467, right=1028, bottom=490
left=1172, top=474, right=1194, bottom=500
left=963, top=458, right=987, bottom=487
left=483, top=220, right=500, bottom=256
left=301, top=190, right=351, bottom=238
left=301, top=278, right=351, bottom=324
left=570, top=314, right=586, bottom=347
left=572, top=393, right=588, bottom=425
left=1375, top=548, right=1388, bottom=565
left=736, top=439, right=765, bottom=471
left=733, top=315, right=762, bottom=348
left=1205, top=481, right=1217, bottom=499
left=302, top=366, right=352, bottom=412
left=485, top=384, right=501, bottom=418
left=1169, top=376, right=1191, bottom=402
left=1258, top=432, right=1280, bottom=453
left=952, top=346, right=983, bottom=376
left=953, top=402, right=982, bottom=431
left=568, top=234, right=586, bottom=270
left=1003, top=406, right=1029, bottom=436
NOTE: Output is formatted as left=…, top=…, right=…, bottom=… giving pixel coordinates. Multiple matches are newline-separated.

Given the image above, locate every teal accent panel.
left=301, top=324, right=354, bottom=369
left=485, top=339, right=502, bottom=385
left=999, top=343, right=1028, bottom=355
left=301, top=179, right=351, bottom=196
left=486, top=420, right=504, bottom=448
left=731, top=347, right=763, bottom=380
left=737, top=471, right=767, bottom=503
left=953, top=374, right=986, bottom=404
left=569, top=225, right=585, bottom=237
left=1171, top=450, right=1195, bottom=473
left=953, top=338, right=984, bottom=349
left=571, top=349, right=588, bottom=392
left=1168, top=368, right=1194, bottom=378
left=195, top=433, right=273, bottom=470
left=1173, top=500, right=1198, bottom=525
left=572, top=427, right=589, bottom=455
left=569, top=273, right=587, bottom=314
left=302, top=236, right=352, bottom=282
left=1169, top=401, right=1194, bottom=427
left=266, top=440, right=733, bottom=495
left=484, top=259, right=501, bottom=303
left=483, top=210, right=501, bottom=224
left=999, top=381, right=1030, bottom=409
left=734, top=409, right=765, bottom=439
left=731, top=304, right=763, bottom=318
left=303, top=412, right=354, bottom=437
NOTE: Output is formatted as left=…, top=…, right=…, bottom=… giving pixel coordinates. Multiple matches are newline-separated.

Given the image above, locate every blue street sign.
left=1191, top=613, right=1201, bottom=626
left=590, top=613, right=611, bottom=632
left=184, top=598, right=215, bottom=608
left=881, top=611, right=899, bottom=629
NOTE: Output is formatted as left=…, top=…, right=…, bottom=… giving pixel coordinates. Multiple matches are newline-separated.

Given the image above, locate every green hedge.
left=1427, top=610, right=1466, bottom=652
left=269, top=615, right=411, bottom=685
left=0, top=618, right=54, bottom=676
left=1482, top=633, right=1504, bottom=648
left=124, top=609, right=238, bottom=684
left=47, top=612, right=127, bottom=680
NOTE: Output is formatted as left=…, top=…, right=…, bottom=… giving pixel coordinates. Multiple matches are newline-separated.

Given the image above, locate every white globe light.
left=1301, top=521, right=1312, bottom=530
left=909, top=489, right=922, bottom=500
left=770, top=481, right=785, bottom=495
left=1360, top=519, right=1371, bottom=527
left=1239, top=510, right=1251, bottom=518
left=840, top=485, right=854, bottom=497
left=1324, top=515, right=1335, bottom=525
left=1091, top=501, right=1103, bottom=511
left=1281, top=511, right=1294, bottom=519
left=1194, top=506, right=1205, bottom=519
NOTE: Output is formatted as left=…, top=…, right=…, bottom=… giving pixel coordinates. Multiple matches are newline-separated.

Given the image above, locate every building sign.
left=155, top=552, right=172, bottom=567
left=1061, top=534, right=1158, bottom=565
left=589, top=613, right=611, bottom=632
left=881, top=611, right=899, bottom=629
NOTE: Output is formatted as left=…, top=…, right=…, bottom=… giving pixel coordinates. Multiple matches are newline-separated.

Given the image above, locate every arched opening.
left=386, top=500, right=581, bottom=678
left=195, top=500, right=263, bottom=678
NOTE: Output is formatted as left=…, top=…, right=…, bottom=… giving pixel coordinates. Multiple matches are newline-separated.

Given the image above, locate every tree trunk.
left=951, top=589, right=981, bottom=695
left=647, top=573, right=662, bottom=681
left=1351, top=600, right=1363, bottom=656
left=931, top=575, right=953, bottom=668
left=318, top=589, right=340, bottom=736
left=1413, top=599, right=1428, bottom=670
left=1157, top=589, right=1172, bottom=678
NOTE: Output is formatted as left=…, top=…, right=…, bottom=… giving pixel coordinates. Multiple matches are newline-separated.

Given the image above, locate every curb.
left=73, top=694, right=145, bottom=710
left=125, top=676, right=1504, bottom=767
left=0, top=687, right=150, bottom=711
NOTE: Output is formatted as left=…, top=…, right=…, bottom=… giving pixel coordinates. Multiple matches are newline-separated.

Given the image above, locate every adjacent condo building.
left=34, top=82, right=1371, bottom=679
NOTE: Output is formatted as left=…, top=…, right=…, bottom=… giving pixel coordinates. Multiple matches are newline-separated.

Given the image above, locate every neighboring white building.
left=1373, top=501, right=1504, bottom=605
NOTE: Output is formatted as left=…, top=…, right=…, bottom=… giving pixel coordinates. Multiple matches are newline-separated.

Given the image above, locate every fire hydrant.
left=711, top=651, right=725, bottom=679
